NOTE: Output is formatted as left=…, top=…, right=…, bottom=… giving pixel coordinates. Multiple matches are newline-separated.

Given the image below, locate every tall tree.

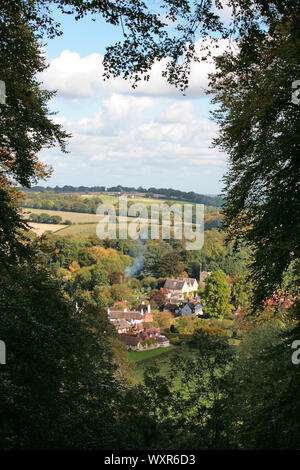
left=204, top=270, right=232, bottom=318
left=210, top=7, right=300, bottom=304
left=0, top=2, right=69, bottom=261
left=0, top=2, right=69, bottom=187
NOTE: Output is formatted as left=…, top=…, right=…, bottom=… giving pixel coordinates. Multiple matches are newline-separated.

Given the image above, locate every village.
left=108, top=274, right=210, bottom=351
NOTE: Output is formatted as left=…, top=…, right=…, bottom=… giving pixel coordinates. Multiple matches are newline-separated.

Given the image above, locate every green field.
left=23, top=208, right=196, bottom=239
left=22, top=194, right=218, bottom=239
left=54, top=223, right=99, bottom=237
left=129, top=345, right=199, bottom=384
left=128, top=345, right=177, bottom=363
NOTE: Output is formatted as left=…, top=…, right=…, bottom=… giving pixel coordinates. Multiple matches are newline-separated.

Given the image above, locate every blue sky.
left=39, top=6, right=231, bottom=194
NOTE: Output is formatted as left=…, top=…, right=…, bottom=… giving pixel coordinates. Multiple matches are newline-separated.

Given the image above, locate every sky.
left=38, top=5, right=233, bottom=195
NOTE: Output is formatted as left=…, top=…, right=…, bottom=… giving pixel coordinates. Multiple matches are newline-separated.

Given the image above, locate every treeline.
left=19, top=185, right=223, bottom=207
left=21, top=185, right=106, bottom=193
left=21, top=192, right=103, bottom=214
left=28, top=213, right=72, bottom=225
left=21, top=192, right=222, bottom=229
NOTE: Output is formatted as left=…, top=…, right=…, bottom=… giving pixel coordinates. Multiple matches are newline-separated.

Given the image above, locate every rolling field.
left=54, top=223, right=99, bottom=237
left=21, top=195, right=217, bottom=239
left=53, top=220, right=163, bottom=238
left=21, top=208, right=101, bottom=223
left=27, top=222, right=67, bottom=236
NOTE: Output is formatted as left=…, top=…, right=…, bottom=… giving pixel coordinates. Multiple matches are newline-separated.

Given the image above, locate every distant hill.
left=19, top=185, right=223, bottom=207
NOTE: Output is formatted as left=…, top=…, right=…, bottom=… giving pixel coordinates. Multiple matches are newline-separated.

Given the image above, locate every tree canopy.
left=204, top=269, right=232, bottom=318
left=210, top=7, right=300, bottom=304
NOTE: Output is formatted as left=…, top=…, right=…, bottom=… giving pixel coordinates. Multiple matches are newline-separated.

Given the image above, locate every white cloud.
left=38, top=38, right=232, bottom=192
left=46, top=105, right=224, bottom=171
left=41, top=50, right=103, bottom=98
left=102, top=93, right=155, bottom=120
left=40, top=38, right=233, bottom=99
left=158, top=101, right=196, bottom=123
left=78, top=110, right=104, bottom=134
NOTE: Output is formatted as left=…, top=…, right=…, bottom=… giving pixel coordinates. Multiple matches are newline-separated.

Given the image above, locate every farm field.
left=22, top=207, right=202, bottom=230
left=21, top=208, right=101, bottom=223
left=22, top=208, right=158, bottom=225
left=27, top=222, right=67, bottom=236
left=54, top=223, right=99, bottom=237
left=98, top=194, right=220, bottom=213
left=54, top=221, right=163, bottom=238
left=81, top=194, right=192, bottom=206
left=22, top=192, right=220, bottom=214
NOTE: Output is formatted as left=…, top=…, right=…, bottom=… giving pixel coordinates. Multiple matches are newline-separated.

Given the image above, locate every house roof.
left=180, top=301, right=203, bottom=313
left=165, top=304, right=179, bottom=313
left=164, top=279, right=186, bottom=291
left=120, top=334, right=140, bottom=346
left=110, top=319, right=131, bottom=329
left=109, top=310, right=143, bottom=321
left=194, top=302, right=203, bottom=310
left=164, top=277, right=198, bottom=291
left=156, top=335, right=170, bottom=343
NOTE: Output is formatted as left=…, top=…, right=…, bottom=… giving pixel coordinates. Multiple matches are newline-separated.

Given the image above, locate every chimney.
left=147, top=304, right=151, bottom=314
left=107, top=308, right=110, bottom=316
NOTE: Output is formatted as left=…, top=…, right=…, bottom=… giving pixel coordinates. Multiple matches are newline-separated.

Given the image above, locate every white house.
left=164, top=277, right=198, bottom=298
left=179, top=302, right=204, bottom=317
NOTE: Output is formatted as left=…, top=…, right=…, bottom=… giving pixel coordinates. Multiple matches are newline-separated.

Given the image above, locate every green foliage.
left=0, top=185, right=31, bottom=266
left=22, top=192, right=103, bottom=214
left=231, top=274, right=253, bottom=308
left=140, top=241, right=171, bottom=278
left=158, top=250, right=184, bottom=278
left=204, top=270, right=232, bottom=318
left=0, top=259, right=125, bottom=449
left=1, top=0, right=299, bottom=451
left=29, top=212, right=64, bottom=224
left=110, top=283, right=132, bottom=302
left=221, top=322, right=300, bottom=449
left=210, top=9, right=300, bottom=304
left=0, top=3, right=69, bottom=188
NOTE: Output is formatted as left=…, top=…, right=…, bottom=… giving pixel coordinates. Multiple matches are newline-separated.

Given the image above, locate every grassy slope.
left=22, top=195, right=220, bottom=239
left=128, top=345, right=177, bottom=363
left=129, top=345, right=198, bottom=384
